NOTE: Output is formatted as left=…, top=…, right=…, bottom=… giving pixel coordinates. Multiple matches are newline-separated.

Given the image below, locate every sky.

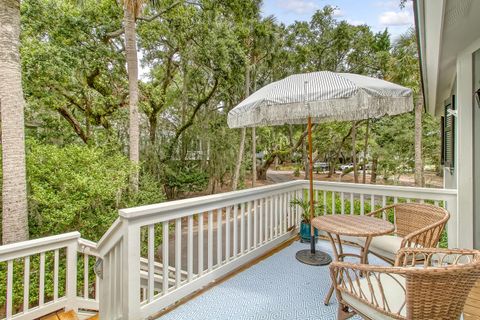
left=261, top=0, right=414, bottom=40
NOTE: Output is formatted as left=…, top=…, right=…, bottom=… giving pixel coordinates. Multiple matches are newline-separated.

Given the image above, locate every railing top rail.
left=119, top=180, right=304, bottom=220
left=309, top=180, right=457, bottom=196
left=0, top=231, right=80, bottom=262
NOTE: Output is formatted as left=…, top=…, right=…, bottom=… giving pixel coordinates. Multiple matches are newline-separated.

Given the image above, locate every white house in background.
left=415, top=0, right=480, bottom=249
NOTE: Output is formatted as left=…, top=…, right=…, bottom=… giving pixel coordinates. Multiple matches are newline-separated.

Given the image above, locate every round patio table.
left=311, top=215, right=395, bottom=305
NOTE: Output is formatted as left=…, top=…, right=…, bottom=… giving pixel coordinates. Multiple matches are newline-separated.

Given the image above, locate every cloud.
left=348, top=19, right=366, bottom=26
left=276, top=0, right=319, bottom=15
left=332, top=7, right=343, bottom=18
left=379, top=11, right=413, bottom=26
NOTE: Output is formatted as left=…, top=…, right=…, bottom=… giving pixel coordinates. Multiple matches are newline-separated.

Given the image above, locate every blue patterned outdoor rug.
left=160, top=241, right=383, bottom=319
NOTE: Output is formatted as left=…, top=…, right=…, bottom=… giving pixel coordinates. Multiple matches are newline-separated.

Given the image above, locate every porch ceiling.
left=416, top=0, right=480, bottom=115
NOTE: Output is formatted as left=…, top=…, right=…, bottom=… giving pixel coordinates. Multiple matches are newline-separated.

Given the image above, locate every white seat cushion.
left=353, top=235, right=405, bottom=261
left=341, top=273, right=406, bottom=319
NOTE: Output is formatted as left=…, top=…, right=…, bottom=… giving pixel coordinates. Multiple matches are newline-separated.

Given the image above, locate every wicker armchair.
left=330, top=248, right=480, bottom=320
left=353, top=203, right=449, bottom=264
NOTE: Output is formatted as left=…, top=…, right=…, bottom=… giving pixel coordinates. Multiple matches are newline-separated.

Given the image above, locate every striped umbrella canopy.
left=227, top=71, right=413, bottom=128
left=227, top=71, right=414, bottom=266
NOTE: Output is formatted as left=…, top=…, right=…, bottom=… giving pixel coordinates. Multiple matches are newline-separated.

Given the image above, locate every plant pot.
left=299, top=221, right=318, bottom=243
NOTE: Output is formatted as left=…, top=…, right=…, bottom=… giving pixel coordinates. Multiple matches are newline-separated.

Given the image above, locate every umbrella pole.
left=295, top=117, right=332, bottom=266
left=308, top=116, right=315, bottom=254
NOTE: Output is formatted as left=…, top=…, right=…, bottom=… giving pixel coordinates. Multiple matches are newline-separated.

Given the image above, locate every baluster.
left=406, top=198, right=411, bottom=203
left=225, top=207, right=231, bottom=262
left=284, top=192, right=288, bottom=232
left=259, top=198, right=264, bottom=244
left=371, top=194, right=375, bottom=212
left=273, top=195, right=279, bottom=238
left=233, top=205, right=238, bottom=258
left=279, top=194, right=283, bottom=235
left=188, top=216, right=193, bottom=281
left=419, top=199, right=425, bottom=204
left=84, top=253, right=89, bottom=299
left=341, top=192, right=345, bottom=214
left=253, top=200, right=258, bottom=248
left=240, top=203, right=245, bottom=254
left=175, top=218, right=182, bottom=286
left=434, top=200, right=439, bottom=207
left=6, top=260, right=13, bottom=318
left=360, top=194, right=365, bottom=215
left=208, top=211, right=213, bottom=271
left=332, top=192, right=336, bottom=215
left=323, top=191, right=327, bottom=215
left=394, top=196, right=398, bottom=204
left=247, top=201, right=252, bottom=251
left=350, top=193, right=354, bottom=215
left=24, top=256, right=30, bottom=312
left=269, top=197, right=274, bottom=240
left=39, top=252, right=45, bottom=306
left=382, top=196, right=387, bottom=219
left=217, top=208, right=223, bottom=265
left=162, top=221, right=169, bottom=293
left=198, top=213, right=204, bottom=276
left=53, top=250, right=59, bottom=301
left=148, top=224, right=155, bottom=301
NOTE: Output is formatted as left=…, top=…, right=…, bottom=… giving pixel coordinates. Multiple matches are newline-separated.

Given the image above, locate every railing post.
left=122, top=221, right=141, bottom=319
left=66, top=238, right=79, bottom=313
left=446, top=195, right=458, bottom=248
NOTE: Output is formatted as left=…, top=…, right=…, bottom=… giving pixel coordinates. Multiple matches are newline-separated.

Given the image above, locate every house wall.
left=454, top=37, right=480, bottom=249
left=473, top=49, right=480, bottom=249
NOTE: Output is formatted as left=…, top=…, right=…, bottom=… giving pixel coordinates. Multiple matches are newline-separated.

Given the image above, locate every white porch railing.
left=0, top=232, right=100, bottom=320
left=95, top=180, right=458, bottom=319
left=0, top=180, right=458, bottom=320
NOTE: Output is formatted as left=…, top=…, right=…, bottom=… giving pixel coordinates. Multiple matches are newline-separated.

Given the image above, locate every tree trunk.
left=362, top=119, right=370, bottom=184
left=232, top=127, right=246, bottom=190
left=148, top=114, right=157, bottom=144
left=124, top=5, right=139, bottom=191
left=232, top=63, right=250, bottom=190
left=414, top=94, right=424, bottom=187
left=352, top=121, right=359, bottom=183
left=252, top=127, right=256, bottom=187
left=370, top=156, right=378, bottom=184
left=303, top=139, right=308, bottom=180
left=0, top=0, right=28, bottom=244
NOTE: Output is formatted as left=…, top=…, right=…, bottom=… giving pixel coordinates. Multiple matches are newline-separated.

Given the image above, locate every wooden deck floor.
left=465, top=280, right=480, bottom=319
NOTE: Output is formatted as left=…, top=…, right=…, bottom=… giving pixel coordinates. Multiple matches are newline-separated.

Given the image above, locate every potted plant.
left=290, top=197, right=322, bottom=243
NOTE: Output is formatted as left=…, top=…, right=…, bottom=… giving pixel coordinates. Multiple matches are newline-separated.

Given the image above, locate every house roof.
left=414, top=0, right=480, bottom=115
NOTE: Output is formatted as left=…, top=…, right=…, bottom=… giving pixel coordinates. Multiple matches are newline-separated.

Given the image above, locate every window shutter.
left=443, top=95, right=455, bottom=171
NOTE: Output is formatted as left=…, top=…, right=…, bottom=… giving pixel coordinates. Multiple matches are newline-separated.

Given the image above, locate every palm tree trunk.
left=414, top=93, right=424, bottom=187
left=124, top=5, right=140, bottom=191
left=0, top=0, right=28, bottom=244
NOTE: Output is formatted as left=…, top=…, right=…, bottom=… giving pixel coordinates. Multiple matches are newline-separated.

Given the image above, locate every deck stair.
left=39, top=310, right=98, bottom=320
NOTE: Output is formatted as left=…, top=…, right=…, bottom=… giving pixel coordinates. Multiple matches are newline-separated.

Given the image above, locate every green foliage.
left=26, top=140, right=164, bottom=241
left=162, top=162, right=209, bottom=199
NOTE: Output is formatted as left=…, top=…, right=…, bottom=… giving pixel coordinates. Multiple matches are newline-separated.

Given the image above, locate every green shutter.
left=443, top=95, right=455, bottom=171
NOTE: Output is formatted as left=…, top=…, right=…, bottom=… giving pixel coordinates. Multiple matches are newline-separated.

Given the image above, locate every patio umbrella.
left=227, top=71, right=413, bottom=266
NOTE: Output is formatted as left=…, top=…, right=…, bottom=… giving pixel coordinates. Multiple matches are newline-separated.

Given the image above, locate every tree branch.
left=163, top=78, right=219, bottom=161
left=137, top=0, right=183, bottom=22
left=57, top=106, right=89, bottom=143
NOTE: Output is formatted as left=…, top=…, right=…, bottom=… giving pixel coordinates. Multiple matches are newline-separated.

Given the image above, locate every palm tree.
left=123, top=0, right=141, bottom=191
left=0, top=0, right=29, bottom=244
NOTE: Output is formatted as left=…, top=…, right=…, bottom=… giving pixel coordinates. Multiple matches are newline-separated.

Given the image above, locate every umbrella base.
left=295, top=249, right=332, bottom=266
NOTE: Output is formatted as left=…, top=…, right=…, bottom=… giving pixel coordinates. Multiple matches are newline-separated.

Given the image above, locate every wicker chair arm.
left=394, top=248, right=480, bottom=267
left=365, top=204, right=396, bottom=218
left=330, top=261, right=406, bottom=319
